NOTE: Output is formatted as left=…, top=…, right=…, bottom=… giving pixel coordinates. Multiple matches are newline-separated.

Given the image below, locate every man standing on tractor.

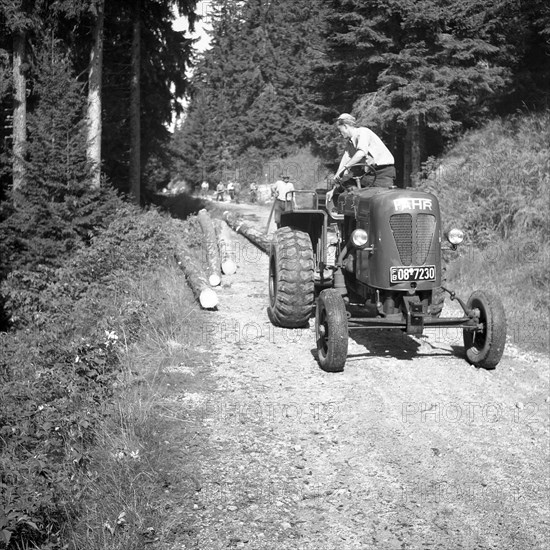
left=271, top=172, right=295, bottom=228
left=327, top=113, right=396, bottom=206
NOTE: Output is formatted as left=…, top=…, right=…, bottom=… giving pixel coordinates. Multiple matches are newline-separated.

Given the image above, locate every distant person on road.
left=249, top=181, right=258, bottom=203
left=201, top=180, right=209, bottom=198
left=215, top=181, right=225, bottom=201
left=271, top=173, right=295, bottom=228
left=227, top=181, right=235, bottom=201
left=327, top=113, right=395, bottom=207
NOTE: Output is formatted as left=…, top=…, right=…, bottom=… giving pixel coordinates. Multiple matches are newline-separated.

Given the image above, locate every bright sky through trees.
left=169, top=1, right=212, bottom=130
left=173, top=0, right=212, bottom=53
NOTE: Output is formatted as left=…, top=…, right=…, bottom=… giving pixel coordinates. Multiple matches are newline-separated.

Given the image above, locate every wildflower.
left=129, top=450, right=140, bottom=461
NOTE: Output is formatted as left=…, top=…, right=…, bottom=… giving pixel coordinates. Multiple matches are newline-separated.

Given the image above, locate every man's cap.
left=336, top=113, right=356, bottom=125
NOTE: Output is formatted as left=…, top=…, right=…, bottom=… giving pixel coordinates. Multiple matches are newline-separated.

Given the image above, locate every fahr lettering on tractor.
left=267, top=181, right=506, bottom=373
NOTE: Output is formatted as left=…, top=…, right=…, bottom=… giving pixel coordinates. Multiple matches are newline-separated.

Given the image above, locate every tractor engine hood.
left=339, top=188, right=442, bottom=291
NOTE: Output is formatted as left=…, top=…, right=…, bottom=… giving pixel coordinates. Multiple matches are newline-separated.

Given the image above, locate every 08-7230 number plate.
left=390, top=265, right=436, bottom=283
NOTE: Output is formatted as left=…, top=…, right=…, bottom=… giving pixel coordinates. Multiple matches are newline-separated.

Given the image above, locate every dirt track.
left=164, top=201, right=549, bottom=550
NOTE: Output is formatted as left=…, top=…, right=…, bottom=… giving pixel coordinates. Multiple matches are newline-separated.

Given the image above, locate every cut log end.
left=199, top=288, right=218, bottom=309
left=209, top=273, right=222, bottom=287
left=221, top=259, right=237, bottom=275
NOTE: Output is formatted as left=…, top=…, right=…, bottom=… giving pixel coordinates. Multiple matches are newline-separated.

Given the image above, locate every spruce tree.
left=315, top=0, right=519, bottom=183
left=1, top=46, right=94, bottom=271
left=174, top=0, right=326, bottom=185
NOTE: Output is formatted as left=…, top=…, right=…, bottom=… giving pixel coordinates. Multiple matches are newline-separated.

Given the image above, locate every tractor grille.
left=390, top=213, right=436, bottom=266
left=414, top=214, right=436, bottom=264
left=390, top=214, right=413, bottom=265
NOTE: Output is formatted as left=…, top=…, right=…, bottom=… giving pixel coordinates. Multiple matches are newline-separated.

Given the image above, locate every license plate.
left=390, top=265, right=436, bottom=283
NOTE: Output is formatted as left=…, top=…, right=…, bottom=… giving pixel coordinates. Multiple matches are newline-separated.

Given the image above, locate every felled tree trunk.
left=223, top=211, right=271, bottom=254
left=218, top=236, right=237, bottom=275
left=197, top=209, right=221, bottom=286
left=174, top=253, right=218, bottom=309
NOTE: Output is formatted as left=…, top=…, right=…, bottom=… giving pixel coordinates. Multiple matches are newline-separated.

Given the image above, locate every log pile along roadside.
left=174, top=252, right=219, bottom=309
left=198, top=209, right=222, bottom=287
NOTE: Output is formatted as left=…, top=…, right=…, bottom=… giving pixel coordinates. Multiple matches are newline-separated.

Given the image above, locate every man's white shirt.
left=272, top=180, right=295, bottom=200
left=338, top=127, right=395, bottom=174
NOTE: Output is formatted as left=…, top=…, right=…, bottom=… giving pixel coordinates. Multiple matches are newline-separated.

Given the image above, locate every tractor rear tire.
left=315, top=289, right=349, bottom=372
left=463, top=290, right=506, bottom=370
left=268, top=227, right=315, bottom=328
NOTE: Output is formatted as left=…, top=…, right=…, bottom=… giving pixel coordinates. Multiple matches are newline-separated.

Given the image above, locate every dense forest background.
left=1, top=0, right=549, bottom=205
left=174, top=0, right=549, bottom=187
left=0, top=0, right=198, bottom=277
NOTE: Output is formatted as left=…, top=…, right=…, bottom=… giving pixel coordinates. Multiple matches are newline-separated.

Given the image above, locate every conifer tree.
left=174, top=0, right=325, bottom=185
left=0, top=46, right=93, bottom=270
left=130, top=0, right=141, bottom=203
left=102, top=0, right=197, bottom=195
left=315, top=0, right=548, bottom=184
left=86, top=0, right=104, bottom=190
left=0, top=0, right=36, bottom=193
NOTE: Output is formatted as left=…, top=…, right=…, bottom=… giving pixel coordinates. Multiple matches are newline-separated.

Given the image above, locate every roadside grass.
left=418, top=111, right=550, bottom=355
left=0, top=206, right=209, bottom=550
left=445, top=239, right=550, bottom=354
left=68, top=265, right=207, bottom=550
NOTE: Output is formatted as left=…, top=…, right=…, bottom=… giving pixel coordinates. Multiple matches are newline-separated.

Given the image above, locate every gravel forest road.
left=164, top=201, right=549, bottom=550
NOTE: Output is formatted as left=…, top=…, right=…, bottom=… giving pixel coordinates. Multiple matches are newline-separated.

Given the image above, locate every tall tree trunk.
left=130, top=0, right=141, bottom=204
left=12, top=30, right=26, bottom=193
left=87, top=0, right=105, bottom=189
left=403, top=114, right=424, bottom=187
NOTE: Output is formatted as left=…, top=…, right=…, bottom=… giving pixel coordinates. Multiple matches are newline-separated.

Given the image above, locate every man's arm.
left=336, top=151, right=351, bottom=177
left=339, top=141, right=369, bottom=173
left=345, top=149, right=367, bottom=168
left=335, top=143, right=369, bottom=182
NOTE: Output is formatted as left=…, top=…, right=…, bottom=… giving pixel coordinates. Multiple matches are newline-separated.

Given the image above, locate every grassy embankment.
left=417, top=112, right=549, bottom=354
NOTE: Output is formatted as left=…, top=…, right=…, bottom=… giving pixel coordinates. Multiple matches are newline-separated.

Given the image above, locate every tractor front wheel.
left=463, top=290, right=506, bottom=369
left=315, top=289, right=349, bottom=372
left=268, top=227, right=315, bottom=328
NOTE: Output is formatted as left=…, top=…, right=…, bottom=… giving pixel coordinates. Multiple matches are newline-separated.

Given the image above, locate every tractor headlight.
left=447, top=228, right=464, bottom=245
left=351, top=228, right=369, bottom=248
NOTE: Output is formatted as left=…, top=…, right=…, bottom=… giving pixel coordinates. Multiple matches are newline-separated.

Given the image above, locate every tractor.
left=267, top=179, right=506, bottom=372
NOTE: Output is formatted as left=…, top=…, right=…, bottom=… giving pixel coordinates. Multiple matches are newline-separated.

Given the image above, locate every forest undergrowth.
left=0, top=197, right=209, bottom=549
